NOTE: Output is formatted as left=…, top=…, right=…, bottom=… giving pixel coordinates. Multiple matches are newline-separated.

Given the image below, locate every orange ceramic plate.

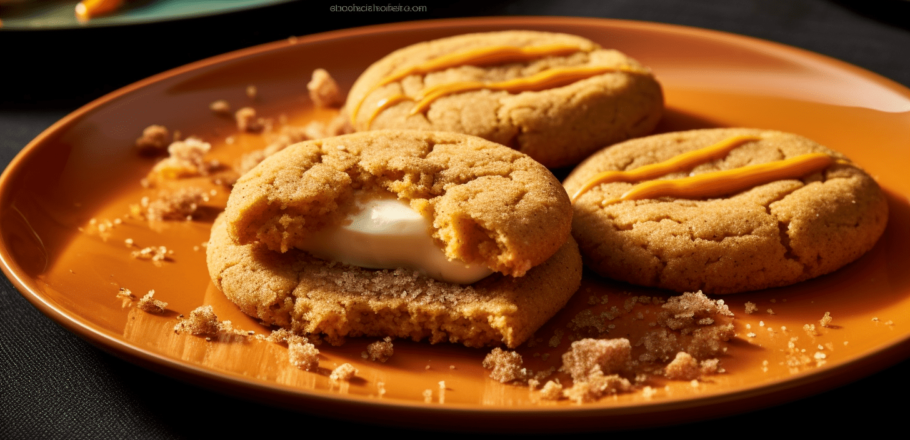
left=2, top=17, right=910, bottom=432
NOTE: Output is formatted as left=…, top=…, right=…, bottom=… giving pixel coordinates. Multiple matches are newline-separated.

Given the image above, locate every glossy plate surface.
left=2, top=17, right=910, bottom=431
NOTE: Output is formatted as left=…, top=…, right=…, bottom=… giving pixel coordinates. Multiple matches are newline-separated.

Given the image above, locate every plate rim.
left=3, top=15, right=910, bottom=430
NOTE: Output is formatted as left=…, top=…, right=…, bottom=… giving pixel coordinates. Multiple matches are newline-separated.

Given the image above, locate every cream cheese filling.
left=300, top=195, right=493, bottom=285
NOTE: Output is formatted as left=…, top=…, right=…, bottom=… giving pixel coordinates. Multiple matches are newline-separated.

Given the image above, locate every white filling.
left=300, top=197, right=493, bottom=284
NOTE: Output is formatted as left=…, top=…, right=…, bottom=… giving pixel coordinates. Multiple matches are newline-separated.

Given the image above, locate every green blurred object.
left=0, top=0, right=293, bottom=29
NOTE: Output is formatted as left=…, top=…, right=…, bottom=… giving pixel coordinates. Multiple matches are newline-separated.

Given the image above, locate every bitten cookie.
left=211, top=130, right=582, bottom=347
left=345, top=31, right=664, bottom=168
left=564, top=128, right=889, bottom=294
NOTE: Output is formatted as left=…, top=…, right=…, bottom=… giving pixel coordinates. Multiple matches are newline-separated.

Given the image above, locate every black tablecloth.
left=3, top=1, right=909, bottom=437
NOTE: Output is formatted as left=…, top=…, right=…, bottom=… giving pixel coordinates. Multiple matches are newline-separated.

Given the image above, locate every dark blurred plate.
left=0, top=0, right=293, bottom=29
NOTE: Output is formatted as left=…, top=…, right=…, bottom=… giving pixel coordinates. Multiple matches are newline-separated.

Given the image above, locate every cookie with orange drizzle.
left=345, top=31, right=664, bottom=168
left=564, top=128, right=888, bottom=294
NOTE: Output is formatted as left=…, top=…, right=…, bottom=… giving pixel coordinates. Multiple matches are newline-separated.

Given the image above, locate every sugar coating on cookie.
left=206, top=214, right=582, bottom=348
left=345, top=31, right=664, bottom=168
left=564, top=128, right=889, bottom=294
left=224, top=131, right=572, bottom=277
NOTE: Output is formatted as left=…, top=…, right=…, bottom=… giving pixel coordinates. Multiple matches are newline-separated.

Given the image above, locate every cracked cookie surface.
left=564, top=128, right=888, bottom=294
left=224, top=130, right=572, bottom=277
left=345, top=30, right=664, bottom=168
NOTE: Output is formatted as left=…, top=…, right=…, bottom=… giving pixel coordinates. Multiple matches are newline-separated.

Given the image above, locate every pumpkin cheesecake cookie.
left=208, top=130, right=582, bottom=347
left=564, top=128, right=888, bottom=294
left=345, top=31, right=664, bottom=168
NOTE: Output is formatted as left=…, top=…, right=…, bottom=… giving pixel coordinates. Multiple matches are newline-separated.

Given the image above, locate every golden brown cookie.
left=564, top=128, right=888, bottom=294
left=224, top=130, right=572, bottom=277
left=345, top=31, right=664, bottom=168
left=207, top=213, right=582, bottom=348
left=212, top=130, right=582, bottom=347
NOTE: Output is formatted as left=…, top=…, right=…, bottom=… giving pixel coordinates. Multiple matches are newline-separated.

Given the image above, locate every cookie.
left=345, top=31, right=664, bottom=168
left=224, top=130, right=573, bottom=277
left=207, top=213, right=582, bottom=348
left=564, top=128, right=889, bottom=294
left=211, top=130, right=582, bottom=347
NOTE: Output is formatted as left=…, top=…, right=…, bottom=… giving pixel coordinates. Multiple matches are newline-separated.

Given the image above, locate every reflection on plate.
left=2, top=17, right=910, bottom=431
left=0, top=0, right=292, bottom=29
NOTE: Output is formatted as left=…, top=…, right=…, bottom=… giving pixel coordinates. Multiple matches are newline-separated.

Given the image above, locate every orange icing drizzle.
left=365, top=64, right=649, bottom=127
left=570, top=135, right=762, bottom=203
left=571, top=135, right=845, bottom=206
left=601, top=153, right=837, bottom=205
left=409, top=65, right=647, bottom=115
left=352, top=43, right=589, bottom=125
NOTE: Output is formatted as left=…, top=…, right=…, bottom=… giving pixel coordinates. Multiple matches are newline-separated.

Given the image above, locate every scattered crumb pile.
left=173, top=305, right=246, bottom=338
left=288, top=338, right=320, bottom=371
left=364, top=337, right=394, bottom=362
left=147, top=187, right=208, bottom=221
left=145, top=137, right=218, bottom=184
left=483, top=348, right=529, bottom=383
left=330, top=363, right=358, bottom=382
left=558, top=338, right=632, bottom=403
left=137, top=290, right=168, bottom=314
left=116, top=288, right=167, bottom=313
left=637, top=291, right=734, bottom=363
left=308, top=68, right=343, bottom=108
left=664, top=352, right=718, bottom=381
left=484, top=291, right=734, bottom=403
left=130, top=245, right=173, bottom=263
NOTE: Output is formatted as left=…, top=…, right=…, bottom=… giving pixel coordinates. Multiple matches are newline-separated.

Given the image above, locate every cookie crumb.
left=116, top=287, right=135, bottom=301
left=767, top=309, right=775, bottom=315
left=209, top=100, right=231, bottom=115
left=482, top=348, right=528, bottom=383
left=539, top=380, right=563, bottom=400
left=819, top=312, right=833, bottom=328
left=377, top=381, right=386, bottom=397
left=130, top=246, right=173, bottom=263
left=561, top=338, right=631, bottom=381
left=137, top=290, right=168, bottom=313
left=330, top=363, right=357, bottom=381
left=308, top=68, right=342, bottom=108
left=288, top=339, right=319, bottom=371
left=246, top=85, right=257, bottom=99
left=744, top=302, right=758, bottom=314
left=235, top=107, right=263, bottom=132
left=174, top=306, right=220, bottom=335
left=147, top=187, right=207, bottom=221
left=803, top=323, right=819, bottom=336
left=563, top=367, right=631, bottom=403
left=422, top=389, right=432, bottom=403
left=664, top=352, right=699, bottom=381
left=135, top=125, right=170, bottom=154
left=366, top=337, right=394, bottom=362
left=642, top=386, right=657, bottom=399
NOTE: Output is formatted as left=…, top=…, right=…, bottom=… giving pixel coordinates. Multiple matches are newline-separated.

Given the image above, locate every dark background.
left=2, top=0, right=909, bottom=437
